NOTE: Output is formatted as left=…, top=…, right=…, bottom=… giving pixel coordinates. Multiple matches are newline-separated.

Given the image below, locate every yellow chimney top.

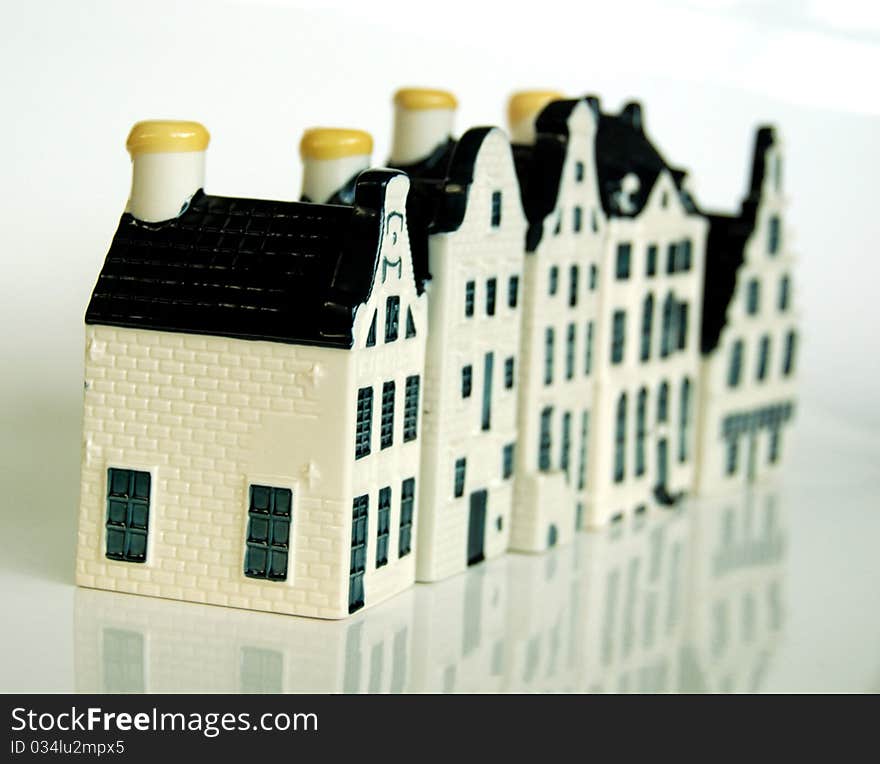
left=126, top=120, right=210, bottom=156
left=507, top=90, right=565, bottom=126
left=394, top=88, right=458, bottom=111
left=300, top=128, right=374, bottom=160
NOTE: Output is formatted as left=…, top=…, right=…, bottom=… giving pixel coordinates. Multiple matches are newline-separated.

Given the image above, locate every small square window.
left=616, top=243, right=631, bottom=280
left=385, top=296, right=400, bottom=343
left=465, top=281, right=475, bottom=317
left=486, top=277, right=497, bottom=316
left=462, top=365, right=473, bottom=398
left=508, top=275, right=519, bottom=308
left=504, top=357, right=515, bottom=389
left=454, top=458, right=467, bottom=498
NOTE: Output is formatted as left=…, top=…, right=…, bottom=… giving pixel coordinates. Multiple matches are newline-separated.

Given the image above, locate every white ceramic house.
left=587, top=102, right=708, bottom=527
left=695, top=127, right=798, bottom=493
left=387, top=89, right=527, bottom=582
left=506, top=93, right=604, bottom=551
left=76, top=121, right=427, bottom=619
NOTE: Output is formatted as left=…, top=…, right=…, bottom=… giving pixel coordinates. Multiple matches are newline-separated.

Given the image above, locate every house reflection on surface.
left=74, top=487, right=786, bottom=693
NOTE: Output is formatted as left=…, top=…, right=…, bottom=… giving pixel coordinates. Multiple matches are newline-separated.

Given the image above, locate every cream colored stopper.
left=507, top=90, right=564, bottom=144
left=390, top=87, right=458, bottom=166
left=300, top=128, right=373, bottom=203
left=125, top=119, right=209, bottom=222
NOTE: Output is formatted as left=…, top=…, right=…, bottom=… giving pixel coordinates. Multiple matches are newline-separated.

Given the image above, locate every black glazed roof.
left=595, top=102, right=699, bottom=218
left=700, top=127, right=776, bottom=355
left=86, top=170, right=402, bottom=348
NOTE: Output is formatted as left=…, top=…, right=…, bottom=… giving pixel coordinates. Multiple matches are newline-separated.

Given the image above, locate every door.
left=657, top=438, right=668, bottom=488
left=348, top=496, right=369, bottom=613
left=468, top=490, right=488, bottom=566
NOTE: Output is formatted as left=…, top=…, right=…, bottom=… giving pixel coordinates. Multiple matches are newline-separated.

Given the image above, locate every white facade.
left=695, top=132, right=798, bottom=494
left=512, top=99, right=603, bottom=552
left=589, top=164, right=708, bottom=527
left=416, top=128, right=527, bottom=581
left=76, top=174, right=428, bottom=619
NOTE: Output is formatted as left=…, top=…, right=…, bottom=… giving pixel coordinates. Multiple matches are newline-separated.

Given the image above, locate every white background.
left=0, top=0, right=878, bottom=691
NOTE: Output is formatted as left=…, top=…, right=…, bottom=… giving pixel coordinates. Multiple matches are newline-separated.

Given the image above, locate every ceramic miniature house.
left=508, top=93, right=604, bottom=551
left=586, top=101, right=708, bottom=527
left=695, top=127, right=797, bottom=492
left=77, top=122, right=427, bottom=619
left=387, top=89, right=527, bottom=581
left=76, top=90, right=798, bottom=621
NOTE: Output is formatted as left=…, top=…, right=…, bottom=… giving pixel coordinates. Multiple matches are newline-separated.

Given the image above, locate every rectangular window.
left=549, top=266, right=559, bottom=295
left=666, top=243, right=677, bottom=274
left=508, top=275, right=519, bottom=308
left=757, top=335, right=771, bottom=381
left=454, top=458, right=467, bottom=498
left=614, top=394, right=627, bottom=483
left=560, top=411, right=572, bottom=479
left=778, top=276, right=790, bottom=311
left=462, top=364, right=473, bottom=398
left=349, top=495, right=368, bottom=613
left=486, top=277, right=497, bottom=316
left=244, top=485, right=292, bottom=582
left=783, top=331, right=797, bottom=376
left=577, top=411, right=590, bottom=491
left=584, top=321, right=594, bottom=375
left=376, top=486, right=391, bottom=567
left=544, top=327, right=555, bottom=385
left=355, top=386, right=373, bottom=459
left=504, top=356, right=515, bottom=389
left=678, top=302, right=689, bottom=350
left=575, top=161, right=585, bottom=182
left=569, top=265, right=579, bottom=307
left=726, top=439, right=739, bottom=475
left=565, top=322, right=576, bottom=380
left=768, top=430, right=780, bottom=464
left=502, top=443, right=515, bottom=479
left=380, top=381, right=395, bottom=450
left=611, top=310, right=626, bottom=364
left=491, top=190, right=502, bottom=227
left=574, top=206, right=583, bottom=233
left=678, top=378, right=691, bottom=464
left=465, top=280, right=475, bottom=317
left=385, top=295, right=400, bottom=343
left=746, top=279, right=760, bottom=315
left=403, top=375, right=419, bottom=442
left=616, top=243, right=631, bottom=279
left=589, top=264, right=597, bottom=290
left=768, top=215, right=781, bottom=254
left=680, top=239, right=692, bottom=271
left=728, top=340, right=744, bottom=387
left=641, top=295, right=654, bottom=361
left=646, top=244, right=657, bottom=276
left=105, top=468, right=150, bottom=563
left=482, top=352, right=494, bottom=432
left=399, top=478, right=415, bottom=557
left=539, top=407, right=553, bottom=472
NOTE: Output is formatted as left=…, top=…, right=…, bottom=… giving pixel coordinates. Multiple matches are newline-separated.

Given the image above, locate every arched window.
left=657, top=381, right=669, bottom=423
left=614, top=393, right=627, bottom=483
left=679, top=377, right=691, bottom=463
left=635, top=388, right=647, bottom=476
left=641, top=293, right=653, bottom=361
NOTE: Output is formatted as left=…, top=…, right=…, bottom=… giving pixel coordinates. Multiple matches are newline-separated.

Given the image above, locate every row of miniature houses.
left=76, top=88, right=798, bottom=619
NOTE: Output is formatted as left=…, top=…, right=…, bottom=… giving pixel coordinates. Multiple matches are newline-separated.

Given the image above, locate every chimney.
left=390, top=88, right=457, bottom=166
left=621, top=102, right=643, bottom=131
left=300, top=128, right=373, bottom=203
left=507, top=90, right=564, bottom=144
left=125, top=120, right=210, bottom=222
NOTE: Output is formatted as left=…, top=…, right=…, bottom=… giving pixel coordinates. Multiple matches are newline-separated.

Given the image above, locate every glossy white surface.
left=0, top=0, right=878, bottom=692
